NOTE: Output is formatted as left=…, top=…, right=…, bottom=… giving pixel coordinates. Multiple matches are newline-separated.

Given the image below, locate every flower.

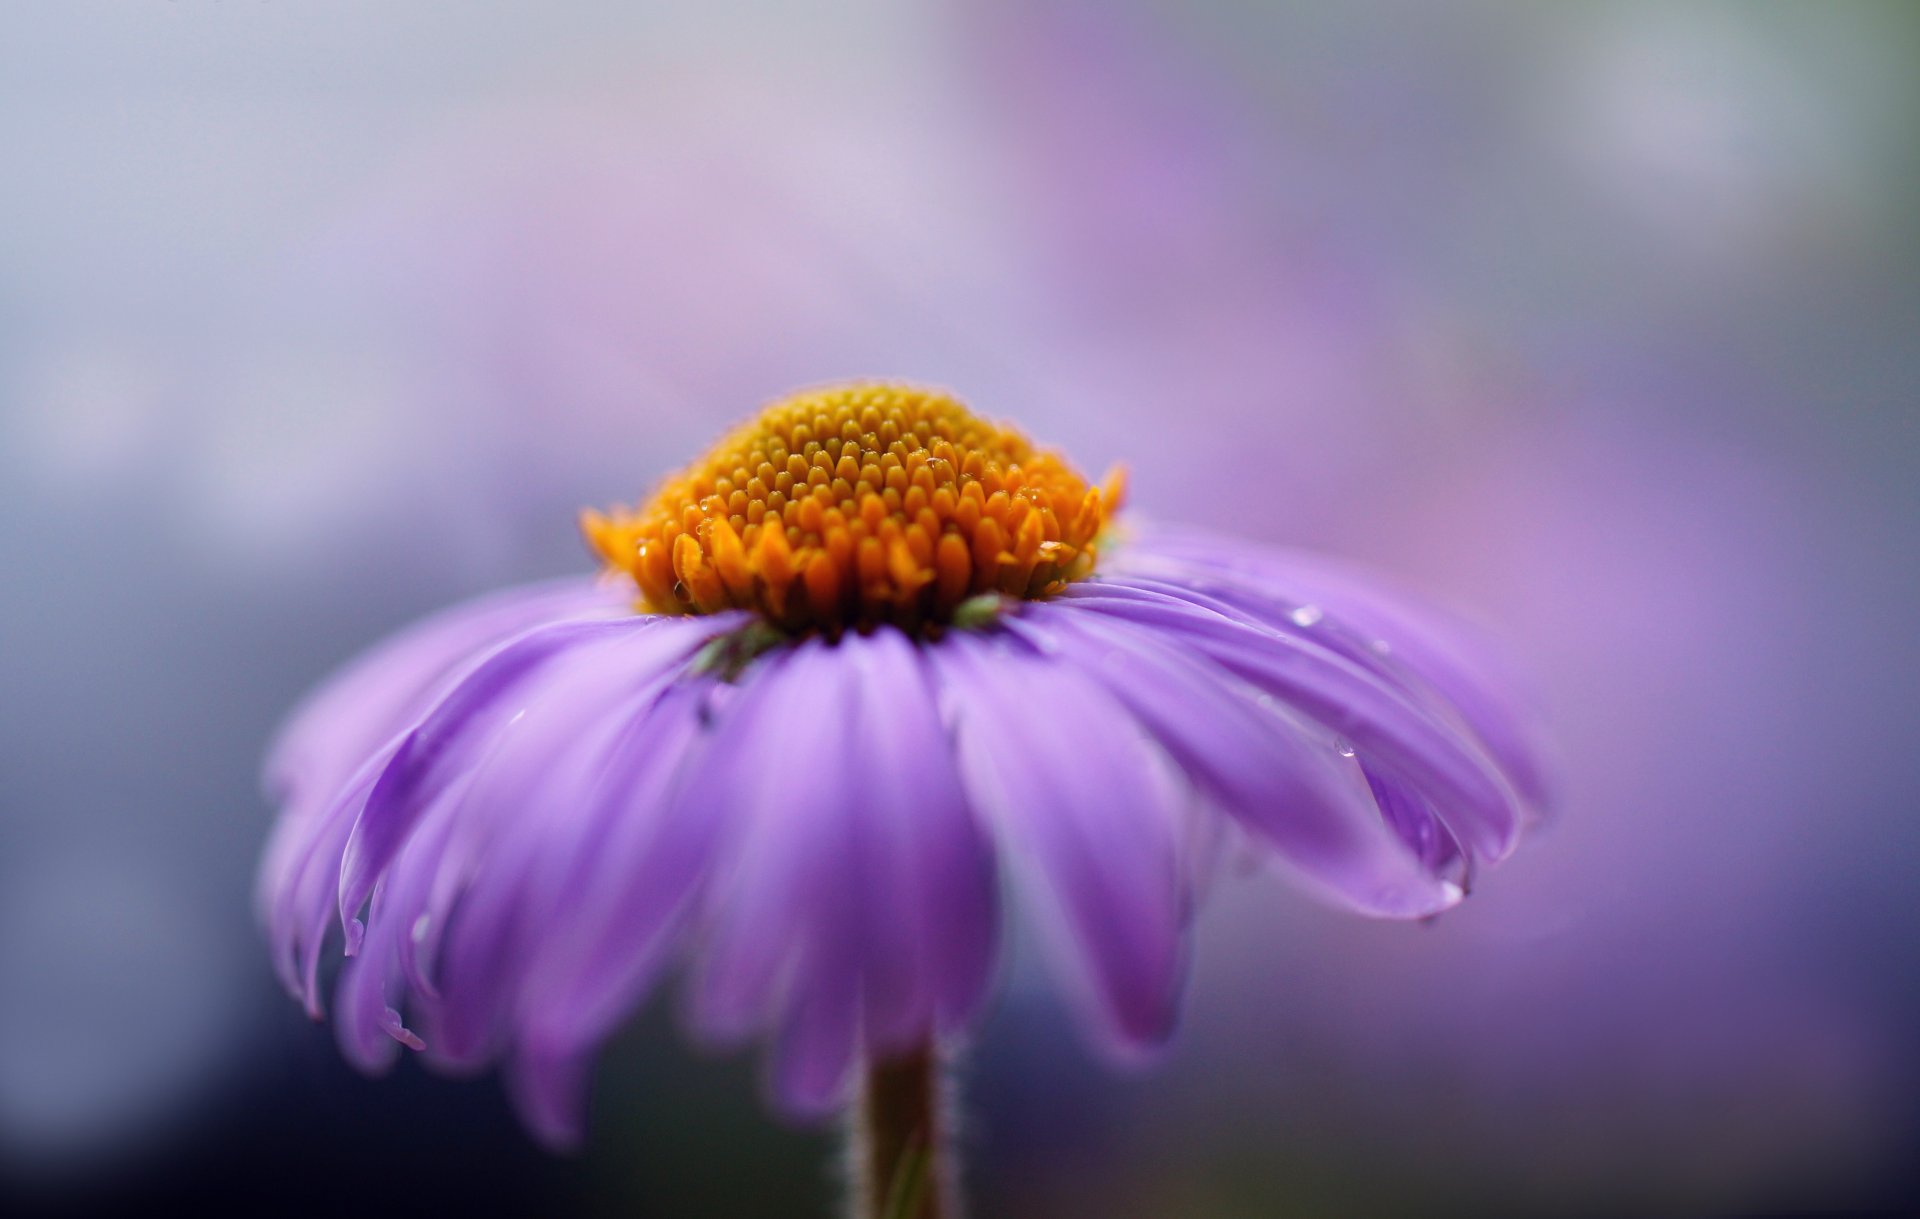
left=258, top=382, right=1546, bottom=1148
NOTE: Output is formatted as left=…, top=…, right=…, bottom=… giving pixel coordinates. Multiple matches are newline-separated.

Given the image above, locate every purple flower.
left=258, top=383, right=1545, bottom=1149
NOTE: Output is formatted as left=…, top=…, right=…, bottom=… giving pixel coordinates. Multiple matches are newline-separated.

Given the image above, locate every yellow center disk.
left=583, top=382, right=1124, bottom=635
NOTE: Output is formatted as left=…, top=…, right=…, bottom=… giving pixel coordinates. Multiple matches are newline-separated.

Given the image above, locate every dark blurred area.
left=3, top=2, right=1917, bottom=1216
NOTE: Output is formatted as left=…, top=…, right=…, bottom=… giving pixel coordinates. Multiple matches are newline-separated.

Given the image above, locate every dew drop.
left=1336, top=741, right=1357, bottom=758
left=411, top=914, right=431, bottom=943
left=1369, top=638, right=1392, bottom=656
left=1289, top=604, right=1323, bottom=628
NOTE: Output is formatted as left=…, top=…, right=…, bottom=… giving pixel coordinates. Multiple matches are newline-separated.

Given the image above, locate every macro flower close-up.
left=4, top=3, right=1919, bottom=1218
left=258, top=382, right=1544, bottom=1208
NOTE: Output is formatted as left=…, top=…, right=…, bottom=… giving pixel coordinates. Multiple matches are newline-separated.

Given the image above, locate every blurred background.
left=3, top=1, right=1917, bottom=1215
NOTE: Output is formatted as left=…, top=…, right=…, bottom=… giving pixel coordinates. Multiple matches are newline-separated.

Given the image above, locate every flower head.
left=580, top=382, right=1122, bottom=634
left=259, top=382, right=1546, bottom=1147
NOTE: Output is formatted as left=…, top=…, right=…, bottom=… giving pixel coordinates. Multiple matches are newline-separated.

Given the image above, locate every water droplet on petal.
left=1337, top=741, right=1357, bottom=758
left=1289, top=604, right=1323, bottom=628
left=411, top=914, right=431, bottom=943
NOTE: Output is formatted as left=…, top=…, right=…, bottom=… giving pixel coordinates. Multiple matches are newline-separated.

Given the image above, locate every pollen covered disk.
left=583, top=382, right=1124, bottom=634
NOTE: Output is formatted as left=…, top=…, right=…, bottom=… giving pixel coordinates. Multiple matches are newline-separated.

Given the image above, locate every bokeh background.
left=3, top=2, right=1918, bottom=1215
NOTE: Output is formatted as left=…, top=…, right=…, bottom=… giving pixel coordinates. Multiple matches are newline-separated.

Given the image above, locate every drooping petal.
left=769, top=949, right=864, bottom=1119
left=335, top=877, right=426, bottom=1074
left=934, top=627, right=1191, bottom=1053
left=264, top=576, right=631, bottom=811
left=672, top=640, right=865, bottom=1113
left=679, top=643, right=851, bottom=1040
left=258, top=575, right=635, bottom=1001
left=655, top=631, right=1000, bottom=1117
left=478, top=674, right=730, bottom=1150
left=271, top=748, right=396, bottom=1011
left=1113, top=526, right=1552, bottom=812
left=371, top=616, right=731, bottom=1070
left=261, top=596, right=744, bottom=1147
left=1363, top=764, right=1470, bottom=892
left=843, top=629, right=998, bottom=1045
left=505, top=1043, right=597, bottom=1152
left=508, top=678, right=745, bottom=1078
left=335, top=618, right=649, bottom=938
left=468, top=673, right=724, bottom=1150
left=1062, top=578, right=1526, bottom=863
left=1013, top=603, right=1462, bottom=918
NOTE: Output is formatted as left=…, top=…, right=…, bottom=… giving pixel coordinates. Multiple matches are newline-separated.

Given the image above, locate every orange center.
left=583, top=382, right=1124, bottom=635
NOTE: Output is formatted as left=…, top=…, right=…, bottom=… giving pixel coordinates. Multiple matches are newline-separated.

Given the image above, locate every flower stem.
left=850, top=1042, right=952, bottom=1219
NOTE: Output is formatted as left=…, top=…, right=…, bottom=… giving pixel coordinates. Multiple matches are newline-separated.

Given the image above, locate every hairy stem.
left=849, top=1042, right=953, bottom=1219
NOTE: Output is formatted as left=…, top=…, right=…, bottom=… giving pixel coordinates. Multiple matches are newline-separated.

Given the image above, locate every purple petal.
left=934, top=627, right=1190, bottom=1053
left=1063, top=578, right=1525, bottom=863
left=274, top=749, right=396, bottom=1012
left=258, top=576, right=635, bottom=1002
left=335, top=617, right=656, bottom=936
left=505, top=1044, right=595, bottom=1151
left=265, top=576, right=630, bottom=810
left=652, top=640, right=868, bottom=1114
left=770, top=954, right=863, bottom=1118
left=416, top=615, right=733, bottom=1065
left=1013, top=604, right=1462, bottom=918
left=507, top=677, right=738, bottom=1066
left=1114, top=526, right=1552, bottom=811
left=667, top=631, right=1000, bottom=1116
left=843, top=629, right=998, bottom=1045
left=259, top=592, right=739, bottom=1146
left=335, top=881, right=423, bottom=1074
left=679, top=641, right=855, bottom=1045
left=1365, top=764, right=1470, bottom=891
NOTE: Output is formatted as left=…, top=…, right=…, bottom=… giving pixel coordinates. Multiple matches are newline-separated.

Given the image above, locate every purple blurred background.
left=3, top=2, right=1917, bottom=1215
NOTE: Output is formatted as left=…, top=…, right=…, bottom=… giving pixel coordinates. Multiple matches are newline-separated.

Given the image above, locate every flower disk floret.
left=581, top=382, right=1123, bottom=635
